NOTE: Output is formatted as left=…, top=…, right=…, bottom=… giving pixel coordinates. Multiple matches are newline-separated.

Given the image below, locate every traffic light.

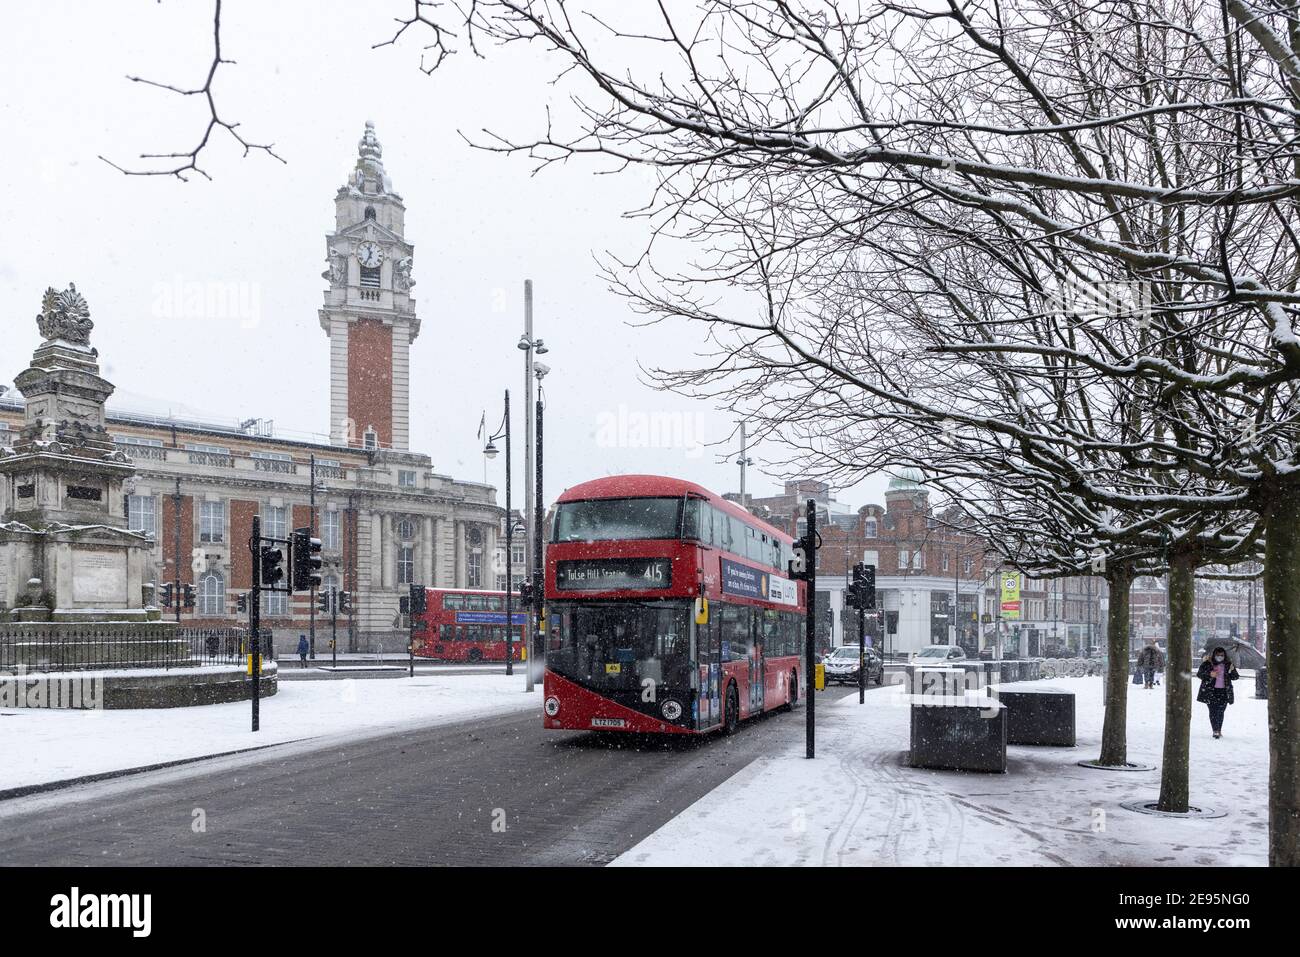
left=337, top=590, right=352, bottom=614
left=182, top=583, right=196, bottom=609
left=518, top=580, right=534, bottom=605
left=847, top=562, right=877, bottom=610
left=291, top=527, right=323, bottom=592
left=317, top=590, right=332, bottom=614
left=409, top=584, right=427, bottom=616
left=259, top=544, right=285, bottom=588
left=236, top=592, right=249, bottom=613
left=158, top=582, right=174, bottom=608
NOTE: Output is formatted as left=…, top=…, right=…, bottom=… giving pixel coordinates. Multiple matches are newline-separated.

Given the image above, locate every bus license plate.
left=604, top=663, right=622, bottom=674
left=591, top=717, right=626, bottom=728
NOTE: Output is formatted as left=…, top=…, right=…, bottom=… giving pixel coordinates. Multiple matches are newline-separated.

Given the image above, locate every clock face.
left=357, top=241, right=384, bottom=268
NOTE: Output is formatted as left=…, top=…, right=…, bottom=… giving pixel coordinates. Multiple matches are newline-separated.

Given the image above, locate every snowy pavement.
left=0, top=673, right=542, bottom=793
left=613, top=675, right=1269, bottom=866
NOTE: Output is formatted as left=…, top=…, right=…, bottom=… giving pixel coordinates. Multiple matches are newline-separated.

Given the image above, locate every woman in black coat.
left=1196, top=646, right=1240, bottom=739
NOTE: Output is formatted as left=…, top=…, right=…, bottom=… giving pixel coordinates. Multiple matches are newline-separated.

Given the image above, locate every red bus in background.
left=541, top=474, right=806, bottom=735
left=412, top=588, right=526, bottom=663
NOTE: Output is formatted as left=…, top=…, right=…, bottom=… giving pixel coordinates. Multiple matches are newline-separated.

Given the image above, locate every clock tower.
left=319, top=121, right=419, bottom=451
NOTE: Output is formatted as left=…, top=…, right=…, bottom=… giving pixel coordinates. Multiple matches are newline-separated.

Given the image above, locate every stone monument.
left=0, top=284, right=151, bottom=620
left=0, top=284, right=276, bottom=707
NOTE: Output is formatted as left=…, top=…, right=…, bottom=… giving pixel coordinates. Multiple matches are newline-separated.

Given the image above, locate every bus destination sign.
left=555, top=558, right=672, bottom=591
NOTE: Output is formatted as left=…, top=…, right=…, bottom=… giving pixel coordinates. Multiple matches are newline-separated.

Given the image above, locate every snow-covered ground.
left=1, top=673, right=541, bottom=792
left=613, top=675, right=1269, bottom=866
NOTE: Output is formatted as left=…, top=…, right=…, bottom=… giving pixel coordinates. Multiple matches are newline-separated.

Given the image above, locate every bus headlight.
left=660, top=699, right=683, bottom=721
left=544, top=696, right=561, bottom=717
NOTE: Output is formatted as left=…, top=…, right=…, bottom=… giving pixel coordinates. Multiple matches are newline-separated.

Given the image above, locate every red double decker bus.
left=412, top=588, right=527, bottom=662
left=541, top=475, right=807, bottom=735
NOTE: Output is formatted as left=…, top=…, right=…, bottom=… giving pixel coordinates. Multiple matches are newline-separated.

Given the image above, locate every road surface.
left=0, top=685, right=861, bottom=865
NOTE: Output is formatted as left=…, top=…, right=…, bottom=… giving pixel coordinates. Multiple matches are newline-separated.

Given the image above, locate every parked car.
left=822, top=644, right=885, bottom=685
left=912, top=644, right=967, bottom=664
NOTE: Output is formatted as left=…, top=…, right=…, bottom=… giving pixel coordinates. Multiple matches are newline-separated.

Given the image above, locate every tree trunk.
left=1157, top=552, right=1195, bottom=813
left=1098, top=567, right=1134, bottom=766
left=1265, top=491, right=1300, bottom=866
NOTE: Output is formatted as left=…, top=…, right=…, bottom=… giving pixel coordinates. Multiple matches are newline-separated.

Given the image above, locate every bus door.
left=749, top=607, right=764, bottom=716
left=695, top=608, right=720, bottom=729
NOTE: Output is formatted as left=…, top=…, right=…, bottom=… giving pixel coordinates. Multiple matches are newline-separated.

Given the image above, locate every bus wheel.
left=467, top=648, right=482, bottom=663
left=724, top=685, right=739, bottom=734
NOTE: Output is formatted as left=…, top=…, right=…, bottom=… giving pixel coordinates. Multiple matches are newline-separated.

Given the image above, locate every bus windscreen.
left=552, top=497, right=682, bottom=542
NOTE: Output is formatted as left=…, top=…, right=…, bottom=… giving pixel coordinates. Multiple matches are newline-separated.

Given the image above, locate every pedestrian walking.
left=1196, top=646, right=1240, bottom=739
left=296, top=633, right=310, bottom=669
left=1136, top=640, right=1160, bottom=689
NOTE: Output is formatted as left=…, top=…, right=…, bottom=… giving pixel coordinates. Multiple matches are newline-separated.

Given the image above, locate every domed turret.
left=886, top=467, right=924, bottom=491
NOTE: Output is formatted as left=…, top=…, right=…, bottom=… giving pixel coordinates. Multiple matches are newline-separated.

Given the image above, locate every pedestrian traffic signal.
left=182, top=583, right=196, bottom=609
left=290, top=527, right=323, bottom=592
left=337, top=590, right=352, bottom=614
left=158, top=583, right=174, bottom=608
left=259, top=544, right=285, bottom=588
left=317, top=590, right=332, bottom=614
left=409, top=583, right=427, bottom=616
left=236, top=592, right=249, bottom=613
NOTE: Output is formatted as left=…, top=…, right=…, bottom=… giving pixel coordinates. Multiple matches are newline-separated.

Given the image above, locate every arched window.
left=364, top=206, right=377, bottom=221
left=198, top=571, right=225, bottom=617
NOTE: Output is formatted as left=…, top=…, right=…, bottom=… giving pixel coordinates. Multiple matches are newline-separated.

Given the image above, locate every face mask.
left=1214, top=655, right=1224, bottom=662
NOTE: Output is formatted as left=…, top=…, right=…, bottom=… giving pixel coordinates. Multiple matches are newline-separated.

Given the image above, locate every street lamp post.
left=484, top=390, right=515, bottom=676
left=518, top=281, right=550, bottom=693
left=530, top=370, right=549, bottom=690
left=736, top=423, right=753, bottom=507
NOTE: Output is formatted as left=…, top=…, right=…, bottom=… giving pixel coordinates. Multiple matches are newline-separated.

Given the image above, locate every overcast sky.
left=0, top=1, right=891, bottom=515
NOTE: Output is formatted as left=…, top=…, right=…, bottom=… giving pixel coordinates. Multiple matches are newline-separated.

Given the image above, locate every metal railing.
left=185, top=627, right=275, bottom=666
left=0, top=625, right=270, bottom=672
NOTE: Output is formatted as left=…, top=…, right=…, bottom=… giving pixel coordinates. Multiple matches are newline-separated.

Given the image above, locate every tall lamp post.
left=735, top=423, right=753, bottom=507
left=518, top=281, right=551, bottom=692
left=529, top=365, right=550, bottom=691
left=483, top=390, right=515, bottom=676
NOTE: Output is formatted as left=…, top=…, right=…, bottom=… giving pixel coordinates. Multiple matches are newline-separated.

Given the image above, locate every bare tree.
left=386, top=0, right=1300, bottom=863
left=100, top=0, right=284, bottom=181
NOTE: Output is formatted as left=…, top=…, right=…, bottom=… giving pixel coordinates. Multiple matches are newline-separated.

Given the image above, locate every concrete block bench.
left=994, top=686, right=1075, bottom=747
left=908, top=695, right=1007, bottom=773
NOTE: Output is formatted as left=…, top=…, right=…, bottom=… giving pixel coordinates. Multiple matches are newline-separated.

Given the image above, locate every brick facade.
left=347, top=317, right=393, bottom=449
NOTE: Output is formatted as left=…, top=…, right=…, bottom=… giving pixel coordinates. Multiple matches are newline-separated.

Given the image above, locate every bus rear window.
left=552, top=497, right=682, bottom=542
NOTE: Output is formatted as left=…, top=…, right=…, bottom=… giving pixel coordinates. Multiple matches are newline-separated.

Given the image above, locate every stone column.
left=380, top=514, right=394, bottom=589
left=421, top=515, right=434, bottom=584
left=372, top=512, right=385, bottom=588
left=455, top=520, right=466, bottom=588
left=485, top=521, right=498, bottom=589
